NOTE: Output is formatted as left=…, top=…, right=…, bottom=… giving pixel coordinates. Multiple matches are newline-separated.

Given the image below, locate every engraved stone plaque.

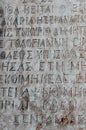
left=0, top=0, right=86, bottom=130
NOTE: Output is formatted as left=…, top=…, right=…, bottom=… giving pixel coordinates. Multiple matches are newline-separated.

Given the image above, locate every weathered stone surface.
left=0, top=0, right=86, bottom=130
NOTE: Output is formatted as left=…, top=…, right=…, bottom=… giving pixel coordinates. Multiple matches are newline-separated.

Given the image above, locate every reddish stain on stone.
left=36, top=122, right=42, bottom=130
